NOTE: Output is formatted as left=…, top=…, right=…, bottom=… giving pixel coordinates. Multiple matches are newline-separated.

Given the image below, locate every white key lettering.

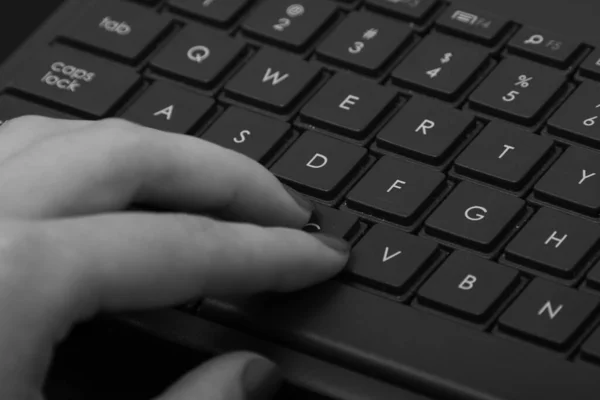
left=387, top=179, right=406, bottom=193
left=579, top=170, right=596, bottom=185
left=307, top=153, right=328, bottom=169
left=340, top=95, right=359, bottom=111
left=458, top=274, right=477, bottom=291
left=153, top=105, right=174, bottom=120
left=465, top=206, right=487, bottom=222
left=544, top=231, right=567, bottom=248
left=262, top=68, right=289, bottom=86
left=538, top=301, right=563, bottom=320
left=416, top=119, right=435, bottom=135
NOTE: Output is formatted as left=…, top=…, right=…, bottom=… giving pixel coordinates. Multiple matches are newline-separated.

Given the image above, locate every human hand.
left=0, top=117, right=350, bottom=400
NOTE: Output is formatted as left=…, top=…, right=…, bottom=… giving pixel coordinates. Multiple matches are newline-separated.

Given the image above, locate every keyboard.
left=5, top=0, right=600, bottom=398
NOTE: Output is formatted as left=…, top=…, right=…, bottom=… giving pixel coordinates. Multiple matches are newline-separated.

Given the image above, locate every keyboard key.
left=224, top=48, right=320, bottom=114
left=242, top=0, right=337, bottom=52
left=436, top=6, right=509, bottom=45
left=505, top=208, right=600, bottom=278
left=469, top=57, right=565, bottom=125
left=424, top=181, right=525, bottom=252
left=305, top=204, right=360, bottom=240
left=376, top=96, right=474, bottom=164
left=534, top=146, right=600, bottom=216
left=0, top=95, right=73, bottom=121
left=121, top=81, right=214, bottom=134
left=346, top=156, right=445, bottom=225
left=9, top=46, right=140, bottom=118
left=508, top=27, right=580, bottom=68
left=579, top=49, right=600, bottom=82
left=417, top=251, right=518, bottom=321
left=391, top=33, right=488, bottom=100
left=168, top=0, right=250, bottom=26
left=582, top=327, right=600, bottom=363
left=547, top=80, right=600, bottom=148
left=499, top=279, right=599, bottom=349
left=60, top=1, right=170, bottom=63
left=348, top=224, right=438, bottom=294
left=271, top=131, right=367, bottom=198
left=454, top=121, right=553, bottom=190
left=300, top=73, right=396, bottom=139
left=201, top=107, right=290, bottom=163
left=365, top=0, right=439, bottom=23
left=316, top=12, right=411, bottom=75
left=150, top=24, right=245, bottom=89
left=586, top=262, right=600, bottom=292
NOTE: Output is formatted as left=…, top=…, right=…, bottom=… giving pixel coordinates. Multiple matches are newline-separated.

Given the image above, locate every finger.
left=0, top=118, right=312, bottom=227
left=0, top=116, right=91, bottom=164
left=39, top=212, right=349, bottom=318
left=154, top=352, right=281, bottom=400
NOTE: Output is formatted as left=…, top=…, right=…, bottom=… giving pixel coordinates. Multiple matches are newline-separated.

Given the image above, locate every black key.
left=243, top=0, right=337, bottom=52
left=9, top=46, right=140, bottom=118
left=534, top=146, right=600, bottom=216
left=316, top=12, right=411, bottom=75
left=499, top=279, right=599, bottom=349
left=121, top=81, right=214, bottom=134
left=271, top=131, right=367, bottom=198
left=417, top=251, right=518, bottom=321
left=365, top=0, right=439, bottom=24
left=469, top=57, right=565, bottom=125
left=199, top=282, right=600, bottom=400
left=547, top=80, right=600, bottom=148
left=60, top=1, right=170, bottom=63
left=505, top=208, right=600, bottom=278
left=376, top=96, right=474, bottom=164
left=346, top=156, right=445, bottom=225
left=224, top=48, right=320, bottom=113
left=0, top=95, right=73, bottom=121
left=508, top=27, right=580, bottom=68
left=582, top=327, right=600, bottom=363
left=586, top=261, right=600, bottom=292
left=300, top=73, right=396, bottom=139
left=150, top=24, right=245, bottom=89
left=201, top=107, right=290, bottom=163
left=580, top=49, right=600, bottom=82
left=424, top=181, right=525, bottom=252
left=348, top=224, right=438, bottom=294
left=454, top=121, right=553, bottom=190
left=305, top=204, right=360, bottom=240
left=169, top=0, right=250, bottom=26
left=436, top=6, right=509, bottom=45
left=391, top=33, right=488, bottom=100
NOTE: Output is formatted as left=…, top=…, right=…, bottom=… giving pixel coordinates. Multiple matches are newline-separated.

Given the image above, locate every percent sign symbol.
left=515, top=75, right=532, bottom=88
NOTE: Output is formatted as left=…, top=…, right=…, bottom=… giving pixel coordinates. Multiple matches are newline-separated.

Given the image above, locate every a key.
left=121, top=81, right=214, bottom=135
left=60, top=1, right=170, bottom=63
left=581, top=327, right=600, bottom=364
left=424, top=181, right=525, bottom=252
left=534, top=146, right=600, bottom=216
left=305, top=204, right=360, bottom=240
left=499, top=279, right=599, bottom=349
left=299, top=72, right=397, bottom=139
left=365, top=0, right=439, bottom=24
left=0, top=95, right=74, bottom=121
left=346, top=156, right=445, bottom=225
left=376, top=96, right=474, bottom=164
left=348, top=224, right=439, bottom=294
left=417, top=251, right=518, bottom=322
left=547, top=80, right=600, bottom=148
left=508, top=27, right=580, bottom=68
left=9, top=46, right=140, bottom=118
left=168, top=0, right=250, bottom=27
left=586, top=262, right=600, bottom=292
left=270, top=131, right=367, bottom=198
left=242, top=0, right=337, bottom=52
left=150, top=24, right=245, bottom=90
left=224, top=48, right=320, bottom=114
left=316, top=11, right=411, bottom=75
left=391, top=33, right=488, bottom=100
left=436, top=6, right=509, bottom=45
left=504, top=207, right=600, bottom=278
left=469, top=57, right=565, bottom=125
left=454, top=120, right=553, bottom=190
left=580, top=49, right=600, bottom=82
left=201, top=107, right=290, bottom=164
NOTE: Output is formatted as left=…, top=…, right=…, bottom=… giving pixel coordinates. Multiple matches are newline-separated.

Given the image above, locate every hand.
left=0, top=116, right=350, bottom=400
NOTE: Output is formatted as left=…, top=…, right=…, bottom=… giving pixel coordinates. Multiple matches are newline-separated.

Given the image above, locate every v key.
left=383, top=247, right=403, bottom=262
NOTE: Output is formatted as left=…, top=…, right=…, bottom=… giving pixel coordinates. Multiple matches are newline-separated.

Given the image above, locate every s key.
left=469, top=57, right=565, bottom=125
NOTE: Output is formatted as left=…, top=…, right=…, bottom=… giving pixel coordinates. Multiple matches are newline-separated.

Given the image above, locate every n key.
left=499, top=279, right=599, bottom=349
left=534, top=146, right=600, bottom=216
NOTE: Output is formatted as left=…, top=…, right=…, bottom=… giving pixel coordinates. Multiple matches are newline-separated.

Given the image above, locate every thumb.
left=154, top=352, right=282, bottom=400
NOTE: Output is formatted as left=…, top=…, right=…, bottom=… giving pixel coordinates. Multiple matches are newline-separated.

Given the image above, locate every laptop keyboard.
left=4, top=0, right=600, bottom=397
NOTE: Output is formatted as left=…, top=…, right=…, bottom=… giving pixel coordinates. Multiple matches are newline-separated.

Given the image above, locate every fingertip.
left=282, top=186, right=314, bottom=226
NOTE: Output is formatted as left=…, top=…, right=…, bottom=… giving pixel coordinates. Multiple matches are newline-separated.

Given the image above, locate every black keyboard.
left=5, top=0, right=600, bottom=399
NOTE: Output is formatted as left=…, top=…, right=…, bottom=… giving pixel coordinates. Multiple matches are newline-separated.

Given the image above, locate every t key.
left=469, top=57, right=565, bottom=125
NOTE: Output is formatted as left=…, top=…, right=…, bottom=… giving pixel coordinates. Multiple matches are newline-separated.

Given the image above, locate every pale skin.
left=0, top=116, right=350, bottom=400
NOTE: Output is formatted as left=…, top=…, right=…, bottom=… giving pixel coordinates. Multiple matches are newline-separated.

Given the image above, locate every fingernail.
left=242, top=358, right=282, bottom=400
left=313, top=233, right=351, bottom=254
left=284, top=186, right=314, bottom=215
